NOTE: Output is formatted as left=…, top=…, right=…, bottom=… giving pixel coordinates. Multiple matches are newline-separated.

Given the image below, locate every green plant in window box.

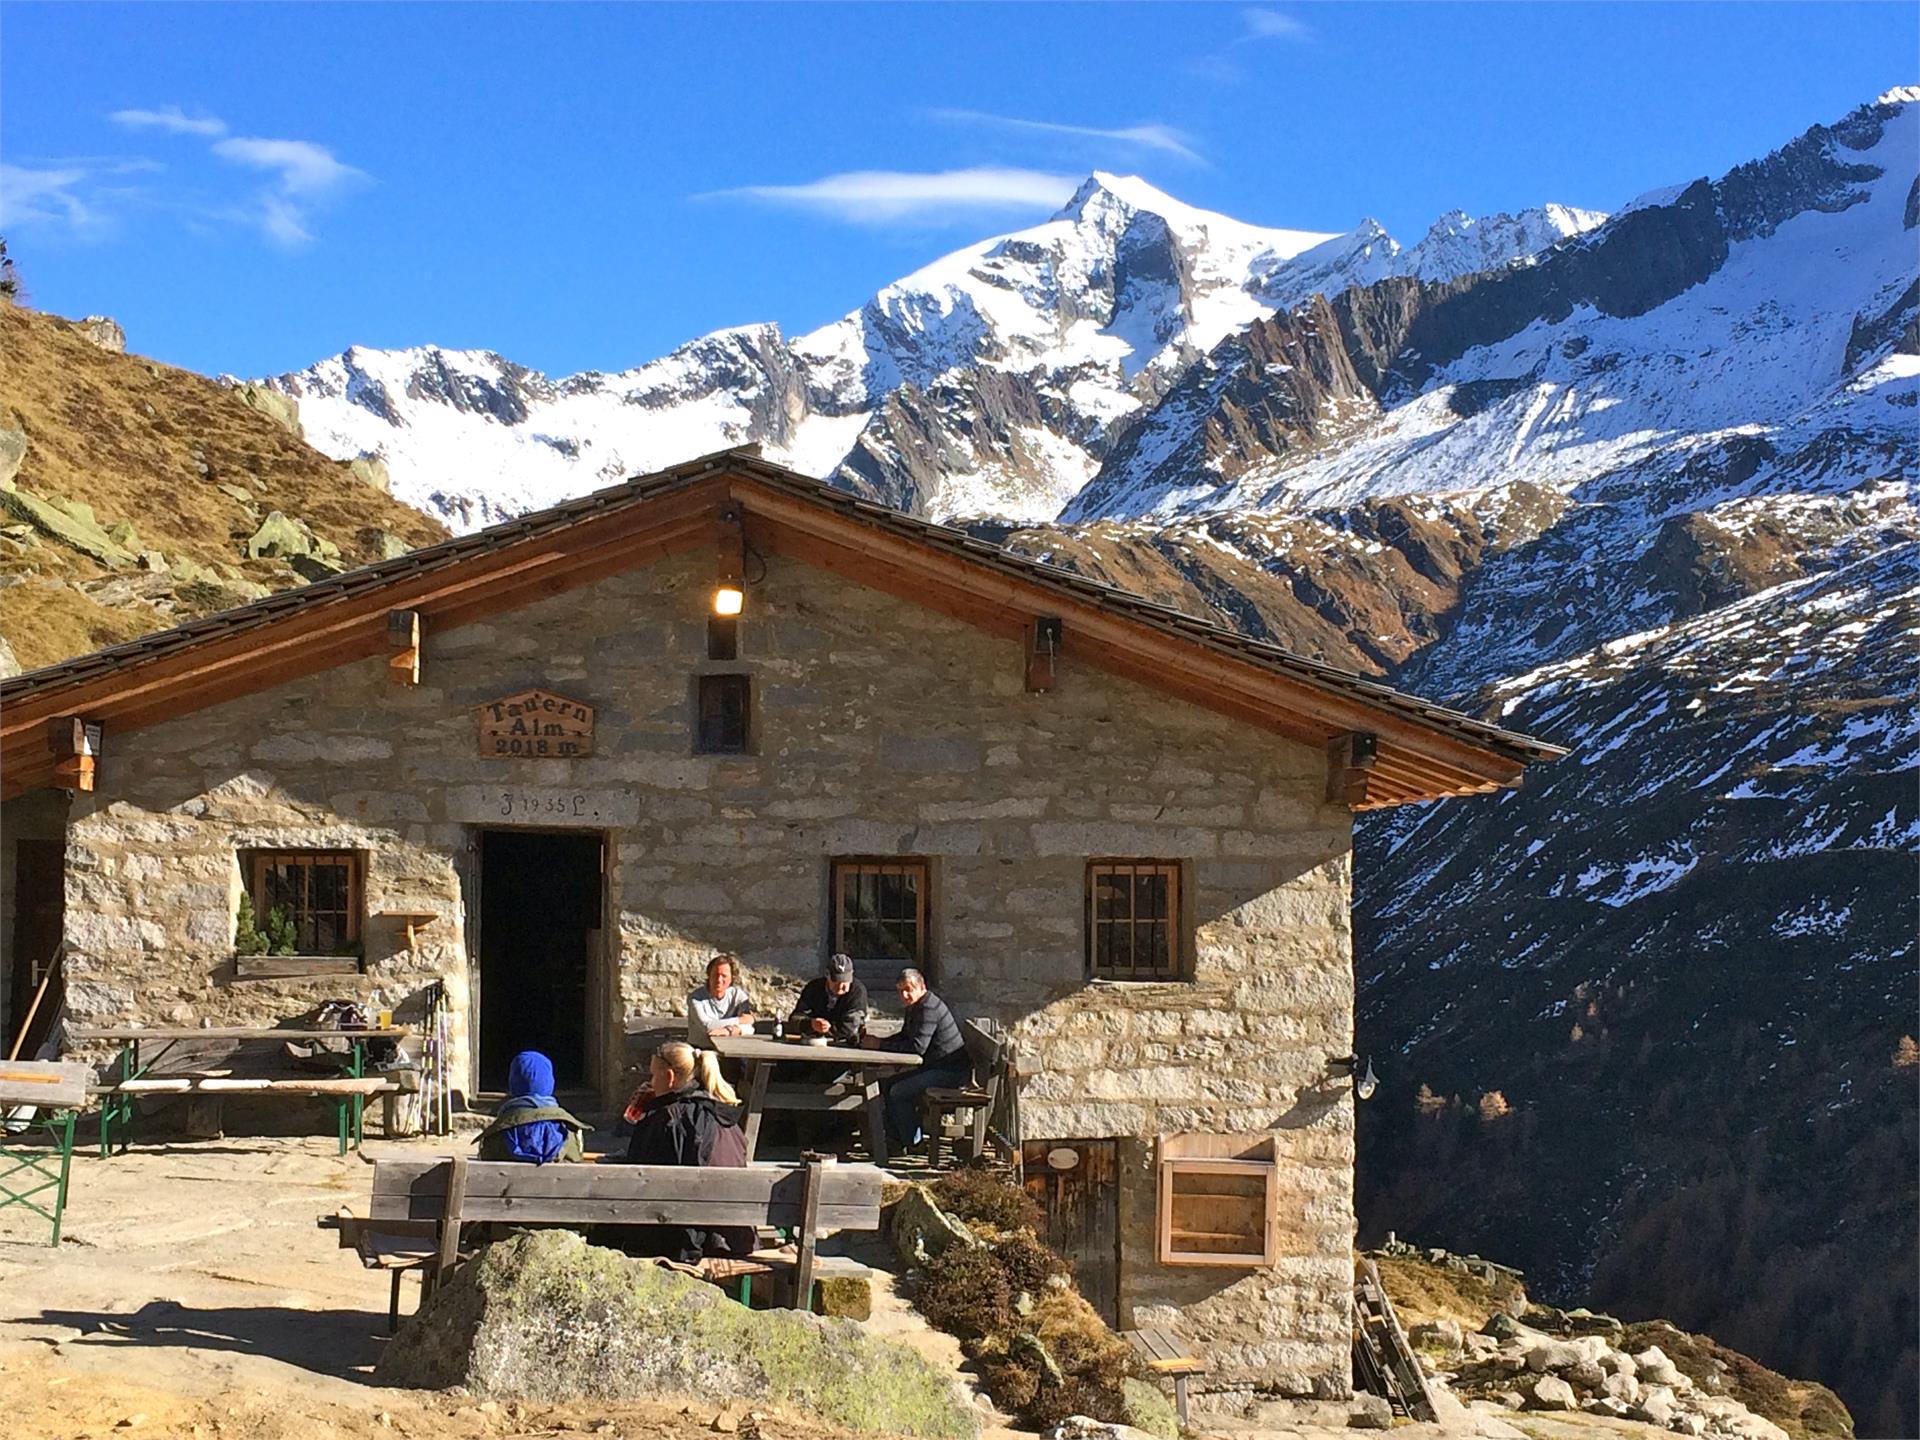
left=234, top=893, right=268, bottom=956
left=262, top=904, right=299, bottom=956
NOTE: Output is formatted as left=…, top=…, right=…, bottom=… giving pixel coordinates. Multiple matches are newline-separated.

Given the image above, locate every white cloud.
left=931, top=110, right=1205, bottom=165
left=703, top=167, right=1079, bottom=225
left=110, top=105, right=228, bottom=138
left=212, top=136, right=365, bottom=197
left=1241, top=7, right=1312, bottom=41
left=0, top=163, right=98, bottom=228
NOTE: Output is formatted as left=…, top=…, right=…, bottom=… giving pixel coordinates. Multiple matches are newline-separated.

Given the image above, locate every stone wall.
left=57, top=547, right=1354, bottom=1396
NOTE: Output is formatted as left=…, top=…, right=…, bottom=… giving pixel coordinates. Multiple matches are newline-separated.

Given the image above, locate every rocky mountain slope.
left=0, top=304, right=448, bottom=673
left=266, top=177, right=1599, bottom=528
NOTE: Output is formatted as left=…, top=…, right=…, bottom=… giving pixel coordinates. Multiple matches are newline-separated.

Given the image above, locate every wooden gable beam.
left=734, top=479, right=1530, bottom=788
left=1326, top=731, right=1379, bottom=807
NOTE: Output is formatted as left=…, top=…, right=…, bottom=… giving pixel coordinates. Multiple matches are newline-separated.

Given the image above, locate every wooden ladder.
left=1352, top=1257, right=1438, bottom=1422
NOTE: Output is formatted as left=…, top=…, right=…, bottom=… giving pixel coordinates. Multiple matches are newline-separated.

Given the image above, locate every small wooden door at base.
left=1024, top=1139, right=1120, bottom=1325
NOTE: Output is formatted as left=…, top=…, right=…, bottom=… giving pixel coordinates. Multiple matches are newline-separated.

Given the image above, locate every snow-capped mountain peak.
left=271, top=168, right=1615, bottom=530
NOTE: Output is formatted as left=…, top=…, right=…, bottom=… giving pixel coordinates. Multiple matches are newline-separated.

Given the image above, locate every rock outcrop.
left=376, top=1230, right=977, bottom=1438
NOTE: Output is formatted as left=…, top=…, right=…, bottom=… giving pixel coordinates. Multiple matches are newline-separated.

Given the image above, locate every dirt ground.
left=0, top=1133, right=1028, bottom=1440
left=0, top=1135, right=1673, bottom=1440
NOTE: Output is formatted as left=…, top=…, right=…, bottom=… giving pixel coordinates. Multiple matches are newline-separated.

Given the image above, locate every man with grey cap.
left=785, top=952, right=869, bottom=1046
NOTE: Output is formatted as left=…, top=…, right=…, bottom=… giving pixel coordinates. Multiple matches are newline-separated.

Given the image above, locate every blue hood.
left=505, top=1050, right=558, bottom=1107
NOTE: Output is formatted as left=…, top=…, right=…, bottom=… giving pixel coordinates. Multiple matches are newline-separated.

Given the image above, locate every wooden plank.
left=387, top=609, right=421, bottom=686
left=794, top=1159, right=822, bottom=1309
left=233, top=955, right=362, bottom=980
left=713, top=1035, right=920, bottom=1067
left=370, top=1159, right=883, bottom=1209
left=70, top=1027, right=409, bottom=1041
left=0, top=1060, right=91, bottom=1108
left=434, top=1154, right=467, bottom=1289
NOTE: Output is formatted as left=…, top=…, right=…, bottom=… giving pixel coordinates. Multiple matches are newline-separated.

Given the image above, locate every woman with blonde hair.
left=623, top=1039, right=752, bottom=1261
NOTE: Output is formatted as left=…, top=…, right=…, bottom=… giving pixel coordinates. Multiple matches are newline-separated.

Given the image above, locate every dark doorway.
left=6, top=838, right=65, bottom=1058
left=1024, top=1139, right=1121, bottom=1325
left=477, top=830, right=602, bottom=1093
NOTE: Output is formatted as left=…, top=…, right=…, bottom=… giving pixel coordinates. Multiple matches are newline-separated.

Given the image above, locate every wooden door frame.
left=465, top=825, right=610, bottom=1100
left=1023, top=1137, right=1122, bottom=1326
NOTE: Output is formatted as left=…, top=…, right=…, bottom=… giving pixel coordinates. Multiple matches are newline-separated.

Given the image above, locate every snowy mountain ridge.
left=267, top=173, right=1602, bottom=528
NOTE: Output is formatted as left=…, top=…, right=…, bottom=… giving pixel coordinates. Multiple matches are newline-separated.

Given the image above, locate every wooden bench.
left=1126, top=1324, right=1207, bottom=1424
left=921, top=1019, right=1011, bottom=1168
left=356, top=1154, right=885, bottom=1323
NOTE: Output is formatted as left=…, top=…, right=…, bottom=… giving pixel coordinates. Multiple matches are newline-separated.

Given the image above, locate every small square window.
left=696, top=673, right=751, bottom=754
left=245, top=850, right=363, bottom=955
left=1086, top=860, right=1186, bottom=981
left=832, top=858, right=930, bottom=968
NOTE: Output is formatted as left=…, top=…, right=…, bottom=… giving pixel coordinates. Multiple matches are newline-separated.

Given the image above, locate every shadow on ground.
left=30, top=1301, right=385, bottom=1381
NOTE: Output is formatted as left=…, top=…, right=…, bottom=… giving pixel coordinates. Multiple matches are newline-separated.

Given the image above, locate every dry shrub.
left=1030, top=1289, right=1132, bottom=1421
left=918, top=1244, right=1014, bottom=1341
left=993, top=1231, right=1068, bottom=1298
left=930, top=1167, right=1040, bottom=1234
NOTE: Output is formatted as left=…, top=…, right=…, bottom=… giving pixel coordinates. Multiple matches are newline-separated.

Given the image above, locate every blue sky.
left=2, top=2, right=1909, bottom=378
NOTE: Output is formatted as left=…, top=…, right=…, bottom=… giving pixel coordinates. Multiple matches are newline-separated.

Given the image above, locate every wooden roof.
left=0, top=449, right=1564, bottom=805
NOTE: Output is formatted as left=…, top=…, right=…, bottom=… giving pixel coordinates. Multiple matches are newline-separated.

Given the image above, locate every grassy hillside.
left=0, top=303, right=447, bottom=672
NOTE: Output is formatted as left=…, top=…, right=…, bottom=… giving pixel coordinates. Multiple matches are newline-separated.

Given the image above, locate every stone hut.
left=0, top=450, right=1560, bottom=1406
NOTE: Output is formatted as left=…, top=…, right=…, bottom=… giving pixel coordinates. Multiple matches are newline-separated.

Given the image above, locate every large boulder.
left=0, top=485, right=133, bottom=566
left=1525, top=1375, right=1578, bottom=1411
left=347, top=455, right=392, bottom=492
left=1044, top=1419, right=1166, bottom=1440
left=245, top=510, right=317, bottom=559
left=375, top=1231, right=976, bottom=1439
left=0, top=426, right=24, bottom=489
left=889, top=1183, right=977, bottom=1263
left=1632, top=1345, right=1684, bottom=1387
left=233, top=381, right=304, bottom=439
left=1119, top=1378, right=1177, bottom=1440
left=76, top=315, right=125, bottom=351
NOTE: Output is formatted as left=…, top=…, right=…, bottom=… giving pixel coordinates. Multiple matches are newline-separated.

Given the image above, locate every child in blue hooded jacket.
left=475, top=1050, right=587, bottom=1164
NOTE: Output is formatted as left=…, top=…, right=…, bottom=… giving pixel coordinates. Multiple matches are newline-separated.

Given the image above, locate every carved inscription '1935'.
left=476, top=688, right=595, bottom=759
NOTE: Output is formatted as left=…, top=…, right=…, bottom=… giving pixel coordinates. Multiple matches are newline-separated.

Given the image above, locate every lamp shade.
left=713, top=585, right=745, bottom=617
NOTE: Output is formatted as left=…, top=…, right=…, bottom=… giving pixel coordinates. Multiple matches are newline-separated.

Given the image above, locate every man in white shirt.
left=686, top=953, right=755, bottom=1045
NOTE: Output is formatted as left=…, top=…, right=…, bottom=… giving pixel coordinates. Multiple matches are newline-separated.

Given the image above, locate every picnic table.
left=0, top=1060, right=88, bottom=1245
left=712, top=1034, right=920, bottom=1167
left=70, top=1025, right=410, bottom=1157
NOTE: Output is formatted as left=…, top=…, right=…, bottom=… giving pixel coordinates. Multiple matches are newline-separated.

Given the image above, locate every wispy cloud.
left=0, top=163, right=100, bottom=228
left=214, top=136, right=365, bottom=198
left=1240, top=7, right=1312, bottom=42
left=931, top=109, right=1205, bottom=165
left=110, top=105, right=228, bottom=138
left=702, top=167, right=1079, bottom=225
left=92, top=108, right=371, bottom=248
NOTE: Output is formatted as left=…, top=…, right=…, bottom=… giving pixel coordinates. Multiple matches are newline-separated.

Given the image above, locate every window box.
left=1156, top=1134, right=1278, bottom=1267
left=232, top=953, right=365, bottom=981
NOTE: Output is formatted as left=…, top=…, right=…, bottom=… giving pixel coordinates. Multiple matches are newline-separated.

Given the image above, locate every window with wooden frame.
left=245, top=850, right=364, bottom=956
left=832, top=858, right=930, bottom=968
left=695, top=673, right=752, bottom=754
left=1156, top=1134, right=1279, bottom=1267
left=1086, top=860, right=1186, bottom=981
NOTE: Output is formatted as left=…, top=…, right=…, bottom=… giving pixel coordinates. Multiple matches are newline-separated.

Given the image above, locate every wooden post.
left=740, top=1062, right=771, bottom=1161
left=1025, top=617, right=1062, bottom=693
left=794, top=1158, right=823, bottom=1311
left=434, top=1154, right=468, bottom=1290
left=1325, top=730, right=1378, bottom=807
left=387, top=609, right=421, bottom=686
left=46, top=718, right=98, bottom=793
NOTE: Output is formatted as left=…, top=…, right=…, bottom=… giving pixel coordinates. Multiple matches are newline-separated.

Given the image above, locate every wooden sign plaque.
left=476, top=689, right=595, bottom=760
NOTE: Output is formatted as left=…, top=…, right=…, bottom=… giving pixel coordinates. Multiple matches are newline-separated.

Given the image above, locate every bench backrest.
left=959, top=1019, right=1008, bottom=1090
left=369, top=1155, right=885, bottom=1230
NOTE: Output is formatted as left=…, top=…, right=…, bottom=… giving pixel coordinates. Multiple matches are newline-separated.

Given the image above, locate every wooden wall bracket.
left=47, top=716, right=100, bottom=792
left=1326, top=730, right=1379, bottom=807
left=387, top=609, right=422, bottom=686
